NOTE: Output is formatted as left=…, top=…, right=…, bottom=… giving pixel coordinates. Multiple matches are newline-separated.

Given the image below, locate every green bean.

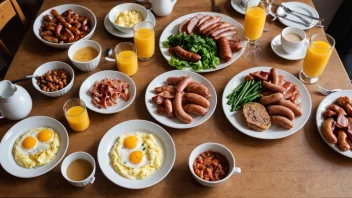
left=232, top=80, right=250, bottom=110
left=226, top=81, right=245, bottom=98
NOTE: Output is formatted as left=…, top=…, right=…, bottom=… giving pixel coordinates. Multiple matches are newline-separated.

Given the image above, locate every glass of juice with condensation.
left=115, top=42, right=138, bottom=76
left=243, top=0, right=268, bottom=61
left=63, top=98, right=90, bottom=132
left=133, top=21, right=155, bottom=61
left=299, top=33, right=335, bottom=84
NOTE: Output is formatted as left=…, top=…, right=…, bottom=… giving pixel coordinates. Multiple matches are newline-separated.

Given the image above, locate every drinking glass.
left=243, top=0, right=268, bottom=61
left=63, top=98, right=90, bottom=132
left=299, top=33, right=335, bottom=84
left=133, top=21, right=155, bottom=61
left=115, top=42, right=138, bottom=76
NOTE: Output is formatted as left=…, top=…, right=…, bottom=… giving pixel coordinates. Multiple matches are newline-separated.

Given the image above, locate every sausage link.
left=270, top=115, right=293, bottom=129
left=59, top=17, right=72, bottom=29
left=64, top=28, right=74, bottom=42
left=322, top=110, right=337, bottom=119
left=270, top=68, right=279, bottom=85
left=262, top=81, right=285, bottom=93
left=267, top=105, right=295, bottom=120
left=185, top=84, right=211, bottom=99
left=43, top=36, right=58, bottom=43
left=323, top=118, right=338, bottom=144
left=184, top=93, right=210, bottom=108
left=278, top=99, right=302, bottom=116
left=219, top=37, right=231, bottom=62
left=44, top=14, right=53, bottom=22
left=259, top=93, right=284, bottom=105
left=82, top=17, right=88, bottom=26
left=183, top=104, right=207, bottom=116
left=174, top=92, right=193, bottom=123
left=338, top=130, right=350, bottom=151
left=174, top=46, right=201, bottom=62
left=327, top=104, right=347, bottom=115
left=164, top=99, right=174, bottom=118
left=55, top=24, right=63, bottom=37
left=177, top=76, right=192, bottom=92
left=70, top=27, right=81, bottom=35
left=51, top=9, right=61, bottom=19
left=344, top=103, right=352, bottom=116
left=167, top=76, right=186, bottom=85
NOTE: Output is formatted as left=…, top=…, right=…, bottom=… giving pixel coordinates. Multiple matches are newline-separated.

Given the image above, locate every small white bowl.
left=108, top=3, right=148, bottom=33
left=189, top=143, right=241, bottom=187
left=33, top=4, right=97, bottom=49
left=68, top=40, right=101, bottom=72
left=32, top=61, right=74, bottom=97
left=61, top=152, right=96, bottom=187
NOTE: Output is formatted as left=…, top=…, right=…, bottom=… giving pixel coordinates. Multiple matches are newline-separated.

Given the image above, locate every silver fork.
left=316, top=85, right=341, bottom=95
left=211, top=0, right=220, bottom=12
left=280, top=4, right=324, bottom=21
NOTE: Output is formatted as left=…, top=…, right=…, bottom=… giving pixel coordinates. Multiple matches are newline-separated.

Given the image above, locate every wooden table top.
left=1, top=0, right=352, bottom=197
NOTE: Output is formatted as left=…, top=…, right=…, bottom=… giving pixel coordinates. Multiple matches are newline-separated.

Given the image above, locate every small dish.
left=271, top=34, right=308, bottom=61
left=61, top=152, right=96, bottom=187
left=68, top=40, right=102, bottom=72
left=79, top=70, right=136, bottom=114
left=108, top=3, right=148, bottom=34
left=32, top=61, right=74, bottom=97
left=97, top=120, right=176, bottom=189
left=189, top=143, right=241, bottom=187
left=0, top=116, right=69, bottom=178
left=104, top=10, right=156, bottom=38
left=231, top=0, right=245, bottom=15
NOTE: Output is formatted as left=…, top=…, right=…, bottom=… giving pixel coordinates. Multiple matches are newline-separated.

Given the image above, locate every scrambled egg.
left=110, top=132, right=163, bottom=180
left=13, top=127, right=60, bottom=169
left=115, top=10, right=143, bottom=27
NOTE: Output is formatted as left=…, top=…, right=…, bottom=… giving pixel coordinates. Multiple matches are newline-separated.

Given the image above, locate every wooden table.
left=1, top=0, right=351, bottom=197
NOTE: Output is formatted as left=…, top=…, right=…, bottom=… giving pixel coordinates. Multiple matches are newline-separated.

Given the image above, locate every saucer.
left=231, top=0, right=245, bottom=15
left=271, top=34, right=308, bottom=61
left=104, top=10, right=156, bottom=38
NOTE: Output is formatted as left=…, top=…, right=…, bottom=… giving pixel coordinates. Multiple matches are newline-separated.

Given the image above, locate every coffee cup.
left=280, top=27, right=306, bottom=54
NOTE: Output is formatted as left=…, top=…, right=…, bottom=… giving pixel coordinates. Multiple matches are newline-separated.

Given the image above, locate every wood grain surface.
left=1, top=0, right=351, bottom=197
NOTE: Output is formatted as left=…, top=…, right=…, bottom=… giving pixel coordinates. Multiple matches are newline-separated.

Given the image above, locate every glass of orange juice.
left=115, top=42, right=138, bottom=76
left=243, top=0, right=268, bottom=61
left=63, top=98, right=90, bottom=132
left=133, top=21, right=155, bottom=61
left=299, top=33, right=335, bottom=84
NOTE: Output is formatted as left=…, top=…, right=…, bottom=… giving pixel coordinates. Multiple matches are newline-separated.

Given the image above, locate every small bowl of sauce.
left=68, top=40, right=102, bottom=72
left=61, top=152, right=96, bottom=187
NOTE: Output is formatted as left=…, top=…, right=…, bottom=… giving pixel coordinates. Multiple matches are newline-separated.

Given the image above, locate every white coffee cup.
left=61, top=152, right=96, bottom=187
left=280, top=27, right=306, bottom=54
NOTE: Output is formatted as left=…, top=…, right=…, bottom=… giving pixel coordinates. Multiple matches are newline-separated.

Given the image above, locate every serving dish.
left=0, top=116, right=69, bottom=178
left=68, top=40, right=102, bottom=72
left=97, top=120, right=175, bottom=189
left=222, top=66, right=312, bottom=139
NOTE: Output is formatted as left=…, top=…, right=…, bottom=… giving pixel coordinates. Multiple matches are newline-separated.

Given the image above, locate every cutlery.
left=277, top=14, right=324, bottom=28
left=10, top=75, right=39, bottom=84
left=277, top=3, right=324, bottom=22
left=279, top=5, right=311, bottom=25
left=211, top=0, right=220, bottom=12
left=316, top=85, right=341, bottom=95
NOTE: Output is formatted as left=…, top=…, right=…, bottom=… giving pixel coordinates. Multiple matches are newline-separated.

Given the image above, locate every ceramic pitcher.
left=0, top=80, right=32, bottom=120
left=150, top=0, right=177, bottom=16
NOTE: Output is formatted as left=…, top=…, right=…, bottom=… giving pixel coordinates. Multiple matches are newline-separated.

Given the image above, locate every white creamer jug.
left=0, top=80, right=32, bottom=120
left=150, top=0, right=177, bottom=16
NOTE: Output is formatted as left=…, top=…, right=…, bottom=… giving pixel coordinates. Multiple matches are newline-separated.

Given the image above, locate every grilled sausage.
left=59, top=17, right=72, bottom=29
left=267, top=105, right=295, bottom=120
left=262, top=81, right=285, bottom=93
left=167, top=76, right=186, bottom=85
left=164, top=99, right=174, bottom=118
left=270, top=115, right=293, bottom=129
left=43, top=36, right=58, bottom=43
left=51, top=9, right=61, bottom=19
left=184, top=93, right=210, bottom=108
left=270, top=68, right=279, bottom=85
left=44, top=14, right=53, bottom=22
left=183, top=104, right=207, bottom=116
left=177, top=76, right=192, bottom=92
left=229, top=42, right=242, bottom=52
left=323, top=118, right=338, bottom=144
left=55, top=24, right=63, bottom=37
left=40, top=31, right=54, bottom=36
left=322, top=110, right=337, bottom=119
left=327, top=104, right=347, bottom=115
left=336, top=96, right=352, bottom=107
left=64, top=28, right=74, bottom=42
left=259, top=93, right=284, bottom=105
left=174, top=46, right=201, bottom=62
left=185, top=83, right=211, bottom=99
left=338, top=130, right=350, bottom=151
left=278, top=99, right=302, bottom=116
left=174, top=92, right=193, bottom=123
left=219, top=37, right=232, bottom=62
left=344, top=103, right=352, bottom=116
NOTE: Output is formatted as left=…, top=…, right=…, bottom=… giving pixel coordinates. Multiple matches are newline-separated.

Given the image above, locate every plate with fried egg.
left=97, top=120, right=176, bottom=189
left=0, top=116, right=69, bottom=178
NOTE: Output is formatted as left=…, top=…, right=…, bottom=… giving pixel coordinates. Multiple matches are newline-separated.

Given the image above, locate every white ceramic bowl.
left=189, top=143, right=241, bottom=187
left=61, top=152, right=96, bottom=187
left=0, top=116, right=69, bottom=178
left=33, top=4, right=97, bottom=49
left=108, top=3, right=148, bottom=33
left=68, top=40, right=101, bottom=72
left=98, top=120, right=176, bottom=189
left=32, top=61, right=74, bottom=97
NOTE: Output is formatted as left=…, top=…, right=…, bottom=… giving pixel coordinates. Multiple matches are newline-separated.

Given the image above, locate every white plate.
left=104, top=10, right=156, bottom=38
left=271, top=34, right=308, bottom=61
left=316, top=90, right=352, bottom=158
left=159, top=12, right=246, bottom=73
left=231, top=0, right=246, bottom=15
left=97, top=120, right=175, bottom=189
left=79, top=70, right=136, bottom=114
left=145, top=70, right=217, bottom=129
left=222, top=67, right=312, bottom=139
left=277, top=2, right=319, bottom=30
left=0, top=116, right=69, bottom=178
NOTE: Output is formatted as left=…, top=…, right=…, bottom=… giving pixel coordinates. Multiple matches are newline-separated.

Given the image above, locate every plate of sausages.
left=145, top=70, right=217, bottom=129
left=222, top=67, right=312, bottom=139
left=159, top=12, right=246, bottom=73
left=316, top=91, right=352, bottom=158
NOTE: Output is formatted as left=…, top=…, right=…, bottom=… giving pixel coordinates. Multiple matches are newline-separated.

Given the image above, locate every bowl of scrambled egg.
left=108, top=3, right=148, bottom=33
left=0, top=116, right=69, bottom=178
left=98, top=120, right=176, bottom=189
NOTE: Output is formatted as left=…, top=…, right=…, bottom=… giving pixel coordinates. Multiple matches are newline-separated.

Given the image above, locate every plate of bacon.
left=79, top=70, right=136, bottom=114
left=222, top=67, right=312, bottom=139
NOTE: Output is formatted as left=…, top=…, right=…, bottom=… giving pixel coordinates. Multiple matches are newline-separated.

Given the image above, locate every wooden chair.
left=0, top=0, right=27, bottom=58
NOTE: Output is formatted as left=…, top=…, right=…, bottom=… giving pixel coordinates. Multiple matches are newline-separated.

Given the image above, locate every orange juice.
left=65, top=106, right=90, bottom=132
left=134, top=27, right=155, bottom=59
left=116, top=50, right=138, bottom=76
left=244, top=6, right=266, bottom=40
left=303, top=41, right=332, bottom=77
